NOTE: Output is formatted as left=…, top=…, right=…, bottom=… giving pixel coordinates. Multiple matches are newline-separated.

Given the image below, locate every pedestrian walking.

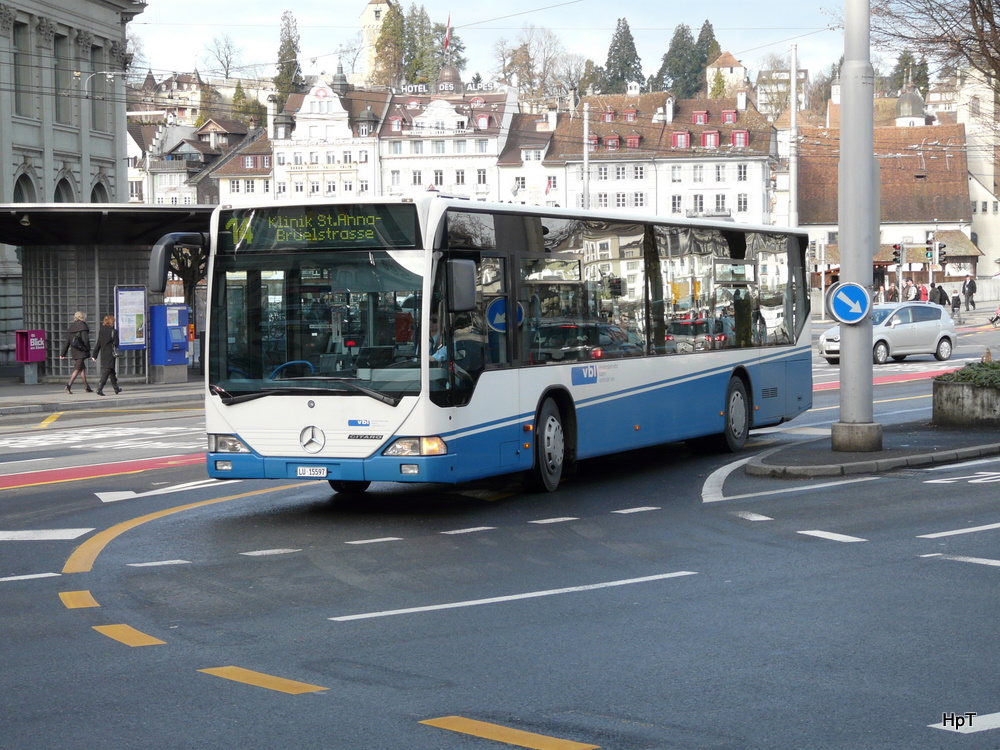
left=91, top=314, right=123, bottom=396
left=951, top=290, right=962, bottom=316
left=59, top=311, right=92, bottom=394
left=919, top=283, right=929, bottom=301
left=903, top=279, right=918, bottom=301
left=962, top=274, right=978, bottom=310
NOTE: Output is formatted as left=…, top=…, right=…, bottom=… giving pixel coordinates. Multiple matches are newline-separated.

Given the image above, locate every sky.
left=132, top=0, right=847, bottom=87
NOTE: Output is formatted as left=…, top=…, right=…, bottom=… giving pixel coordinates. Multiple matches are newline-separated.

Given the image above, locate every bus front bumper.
left=207, top=451, right=460, bottom=484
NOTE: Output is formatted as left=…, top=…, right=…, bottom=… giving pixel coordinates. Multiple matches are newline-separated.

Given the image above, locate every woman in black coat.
left=59, top=311, right=92, bottom=394
left=91, top=314, right=123, bottom=396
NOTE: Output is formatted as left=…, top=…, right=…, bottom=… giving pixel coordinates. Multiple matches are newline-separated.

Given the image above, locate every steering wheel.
left=268, top=360, right=316, bottom=379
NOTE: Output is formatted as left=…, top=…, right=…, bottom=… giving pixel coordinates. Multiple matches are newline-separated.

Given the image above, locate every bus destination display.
left=218, top=204, right=419, bottom=253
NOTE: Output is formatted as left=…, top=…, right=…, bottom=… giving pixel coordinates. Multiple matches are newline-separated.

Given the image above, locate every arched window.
left=13, top=174, right=37, bottom=202
left=90, top=182, right=110, bottom=202
left=54, top=178, right=75, bottom=203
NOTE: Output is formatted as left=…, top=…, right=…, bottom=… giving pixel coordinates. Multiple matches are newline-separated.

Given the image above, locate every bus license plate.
left=297, top=466, right=327, bottom=478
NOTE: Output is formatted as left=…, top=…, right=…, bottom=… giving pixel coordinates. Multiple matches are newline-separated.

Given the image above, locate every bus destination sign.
left=218, top=205, right=419, bottom=253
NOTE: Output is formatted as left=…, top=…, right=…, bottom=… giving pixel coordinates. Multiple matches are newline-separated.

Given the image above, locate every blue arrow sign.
left=830, top=282, right=871, bottom=325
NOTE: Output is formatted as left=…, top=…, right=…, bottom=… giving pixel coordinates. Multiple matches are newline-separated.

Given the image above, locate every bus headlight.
left=383, top=437, right=447, bottom=456
left=208, top=434, right=251, bottom=453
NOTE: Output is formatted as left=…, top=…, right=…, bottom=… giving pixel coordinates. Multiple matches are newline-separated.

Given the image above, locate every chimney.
left=665, top=97, right=675, bottom=124
left=266, top=95, right=278, bottom=140
left=737, top=89, right=747, bottom=111
left=547, top=106, right=557, bottom=130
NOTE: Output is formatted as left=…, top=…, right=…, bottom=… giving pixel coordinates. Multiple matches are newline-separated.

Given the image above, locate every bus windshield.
left=208, top=248, right=426, bottom=403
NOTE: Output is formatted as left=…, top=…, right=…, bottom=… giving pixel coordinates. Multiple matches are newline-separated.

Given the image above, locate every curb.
left=746, top=442, right=1000, bottom=478
left=0, top=390, right=202, bottom=416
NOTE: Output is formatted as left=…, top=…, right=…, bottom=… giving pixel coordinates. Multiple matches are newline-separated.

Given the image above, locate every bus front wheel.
left=328, top=480, right=371, bottom=495
left=527, top=399, right=565, bottom=492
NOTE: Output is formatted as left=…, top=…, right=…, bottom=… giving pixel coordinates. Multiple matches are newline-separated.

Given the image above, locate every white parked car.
left=818, top=301, right=956, bottom=365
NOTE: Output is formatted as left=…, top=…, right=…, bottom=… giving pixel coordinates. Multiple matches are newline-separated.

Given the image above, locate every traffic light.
left=936, top=242, right=947, bottom=265
left=925, top=240, right=934, bottom=259
left=609, top=278, right=623, bottom=297
left=892, top=244, right=902, bottom=264
left=808, top=240, right=816, bottom=260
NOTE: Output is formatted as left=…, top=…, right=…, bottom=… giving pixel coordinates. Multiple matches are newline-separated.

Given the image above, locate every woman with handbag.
left=59, top=311, right=92, bottom=394
left=91, top=314, right=123, bottom=396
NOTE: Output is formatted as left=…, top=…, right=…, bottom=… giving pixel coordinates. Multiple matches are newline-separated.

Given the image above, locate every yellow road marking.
left=809, top=393, right=930, bottom=412
left=93, top=624, right=166, bottom=647
left=62, top=484, right=301, bottom=574
left=59, top=590, right=99, bottom=609
left=420, top=716, right=600, bottom=750
left=35, top=413, right=63, bottom=429
left=199, top=666, right=328, bottom=695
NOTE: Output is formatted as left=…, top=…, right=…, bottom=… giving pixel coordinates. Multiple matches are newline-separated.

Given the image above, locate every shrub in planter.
left=933, top=360, right=1000, bottom=426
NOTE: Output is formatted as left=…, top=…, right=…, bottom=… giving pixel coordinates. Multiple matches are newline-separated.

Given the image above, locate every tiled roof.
left=797, top=123, right=971, bottom=225
left=498, top=113, right=554, bottom=165
left=709, top=51, right=744, bottom=69
left=538, top=93, right=774, bottom=163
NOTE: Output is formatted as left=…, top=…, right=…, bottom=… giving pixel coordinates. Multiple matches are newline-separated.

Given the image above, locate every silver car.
left=818, top=301, right=956, bottom=365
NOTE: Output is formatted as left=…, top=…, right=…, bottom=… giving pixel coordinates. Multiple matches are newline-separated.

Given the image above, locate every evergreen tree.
left=372, top=2, right=405, bottom=87
left=579, top=59, right=605, bottom=94
left=604, top=18, right=643, bottom=94
left=432, top=21, right=466, bottom=72
left=694, top=20, right=721, bottom=78
left=403, top=5, right=436, bottom=83
left=710, top=68, right=725, bottom=98
left=890, top=50, right=917, bottom=92
left=654, top=24, right=700, bottom=97
left=231, top=80, right=266, bottom=127
left=274, top=11, right=304, bottom=109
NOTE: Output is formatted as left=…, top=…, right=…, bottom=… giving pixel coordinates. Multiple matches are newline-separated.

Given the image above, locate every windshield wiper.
left=276, top=376, right=400, bottom=406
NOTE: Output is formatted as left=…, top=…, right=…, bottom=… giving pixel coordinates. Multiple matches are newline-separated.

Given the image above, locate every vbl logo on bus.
left=348, top=419, right=371, bottom=427
left=571, top=365, right=599, bottom=385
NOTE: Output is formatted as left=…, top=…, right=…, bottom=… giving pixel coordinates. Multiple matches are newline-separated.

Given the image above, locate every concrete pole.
left=582, top=103, right=590, bottom=209
left=832, top=0, right=883, bottom=452
left=789, top=44, right=798, bottom=228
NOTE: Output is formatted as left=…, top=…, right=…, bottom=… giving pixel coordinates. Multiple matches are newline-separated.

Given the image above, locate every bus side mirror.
left=447, top=259, right=477, bottom=312
left=149, top=232, right=207, bottom=293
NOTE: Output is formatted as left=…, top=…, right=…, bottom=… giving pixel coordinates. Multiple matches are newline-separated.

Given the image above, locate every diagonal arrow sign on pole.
left=835, top=289, right=863, bottom=315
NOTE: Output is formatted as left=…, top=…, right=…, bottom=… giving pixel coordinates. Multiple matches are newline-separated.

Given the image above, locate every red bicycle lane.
left=0, top=453, right=205, bottom=491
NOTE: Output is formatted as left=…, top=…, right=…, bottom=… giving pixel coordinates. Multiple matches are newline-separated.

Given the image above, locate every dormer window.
left=602, top=110, right=615, bottom=123
left=604, top=136, right=620, bottom=150
left=390, top=117, right=402, bottom=132
left=626, top=135, right=641, bottom=149
left=692, top=111, right=708, bottom=125
left=475, top=114, right=490, bottom=129
left=702, top=131, right=720, bottom=148
left=587, top=134, right=598, bottom=152
left=624, top=109, right=637, bottom=122
left=731, top=130, right=749, bottom=147
left=470, top=97, right=485, bottom=106
left=407, top=99, right=421, bottom=110
left=671, top=131, right=690, bottom=148
left=722, top=109, right=738, bottom=124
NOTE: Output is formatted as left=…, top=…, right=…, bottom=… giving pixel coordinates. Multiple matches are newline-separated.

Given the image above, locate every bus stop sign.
left=829, top=282, right=871, bottom=325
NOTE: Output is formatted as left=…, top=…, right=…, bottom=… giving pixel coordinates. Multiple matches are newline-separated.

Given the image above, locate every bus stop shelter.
left=0, top=204, right=213, bottom=383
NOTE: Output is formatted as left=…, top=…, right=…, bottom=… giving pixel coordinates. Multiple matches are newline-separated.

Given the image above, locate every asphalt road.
left=2, top=329, right=999, bottom=749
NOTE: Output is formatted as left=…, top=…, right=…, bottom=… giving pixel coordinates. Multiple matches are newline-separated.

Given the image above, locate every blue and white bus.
left=151, top=196, right=812, bottom=493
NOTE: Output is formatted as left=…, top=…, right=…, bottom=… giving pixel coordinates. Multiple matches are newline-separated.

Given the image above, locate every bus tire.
left=527, top=399, right=565, bottom=492
left=328, top=480, right=371, bottom=495
left=691, top=376, right=750, bottom=453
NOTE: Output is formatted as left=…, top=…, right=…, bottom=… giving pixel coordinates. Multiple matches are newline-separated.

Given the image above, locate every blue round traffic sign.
left=829, top=282, right=871, bottom=325
left=485, top=298, right=524, bottom=332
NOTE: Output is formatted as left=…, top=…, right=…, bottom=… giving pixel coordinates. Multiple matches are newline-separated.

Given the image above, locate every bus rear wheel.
left=328, top=480, right=371, bottom=495
left=527, top=399, right=565, bottom=492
